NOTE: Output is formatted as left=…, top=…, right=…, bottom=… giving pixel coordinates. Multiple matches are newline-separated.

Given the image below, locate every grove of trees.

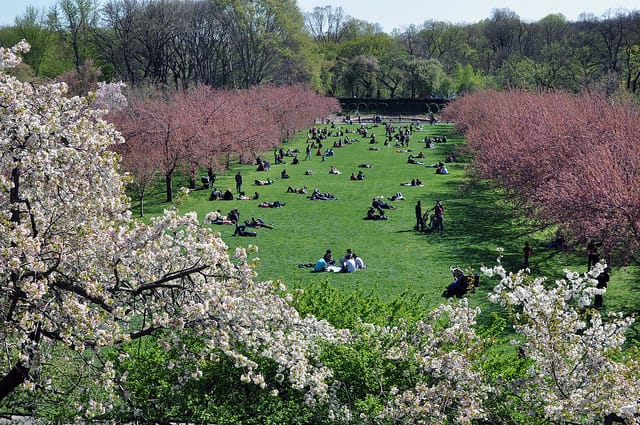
left=111, top=83, right=339, bottom=206
left=3, top=1, right=640, bottom=100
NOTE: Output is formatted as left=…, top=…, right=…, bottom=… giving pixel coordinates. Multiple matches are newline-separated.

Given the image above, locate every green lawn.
left=139, top=120, right=640, bottom=333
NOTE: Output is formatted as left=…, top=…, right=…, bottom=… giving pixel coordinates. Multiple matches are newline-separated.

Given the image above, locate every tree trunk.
left=139, top=193, right=145, bottom=217
left=0, top=362, right=29, bottom=402
left=165, top=172, right=173, bottom=203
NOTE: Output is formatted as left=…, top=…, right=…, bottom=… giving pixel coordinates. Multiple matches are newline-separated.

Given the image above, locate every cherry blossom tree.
left=114, top=84, right=339, bottom=198
left=444, top=90, right=640, bottom=262
left=56, top=59, right=102, bottom=97
left=112, top=88, right=202, bottom=203
left=0, top=42, right=344, bottom=419
left=114, top=133, right=158, bottom=216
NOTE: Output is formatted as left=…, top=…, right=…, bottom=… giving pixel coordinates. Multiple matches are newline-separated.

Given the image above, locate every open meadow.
left=140, top=118, right=640, bottom=330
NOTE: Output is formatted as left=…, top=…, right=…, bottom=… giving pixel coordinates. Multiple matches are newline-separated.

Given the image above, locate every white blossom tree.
left=93, top=80, right=128, bottom=112
left=483, top=256, right=640, bottom=424
left=0, top=41, right=343, bottom=419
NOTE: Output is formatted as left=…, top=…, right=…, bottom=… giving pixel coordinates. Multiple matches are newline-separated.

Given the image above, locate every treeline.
left=109, top=83, right=339, bottom=207
left=3, top=1, right=640, bottom=99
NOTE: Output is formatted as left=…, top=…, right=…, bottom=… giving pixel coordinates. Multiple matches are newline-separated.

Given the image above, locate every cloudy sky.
left=2, top=0, right=639, bottom=31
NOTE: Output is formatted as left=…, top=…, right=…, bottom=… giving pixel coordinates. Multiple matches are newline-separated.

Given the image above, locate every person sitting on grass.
left=312, top=257, right=328, bottom=272
left=323, top=249, right=336, bottom=265
left=356, top=170, right=365, bottom=180
left=442, top=267, right=478, bottom=298
left=222, top=188, right=234, bottom=200
left=234, top=223, right=257, bottom=237
left=281, top=169, right=290, bottom=179
left=400, top=179, right=422, bottom=186
left=366, top=206, right=388, bottom=220
left=209, top=188, right=223, bottom=200
left=342, top=254, right=357, bottom=272
left=435, top=162, right=449, bottom=174
left=227, top=208, right=240, bottom=223
left=329, top=166, right=341, bottom=175
left=338, top=249, right=355, bottom=272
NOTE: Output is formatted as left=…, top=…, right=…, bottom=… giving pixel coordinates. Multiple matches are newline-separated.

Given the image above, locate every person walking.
left=305, top=143, right=312, bottom=160
left=235, top=171, right=243, bottom=195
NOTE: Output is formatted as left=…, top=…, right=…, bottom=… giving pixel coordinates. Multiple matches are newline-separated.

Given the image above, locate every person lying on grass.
left=389, top=192, right=404, bottom=201
left=233, top=223, right=257, bottom=237
left=255, top=178, right=273, bottom=185
left=204, top=210, right=234, bottom=225
left=258, top=200, right=286, bottom=208
left=237, top=192, right=260, bottom=200
left=244, top=217, right=273, bottom=229
left=286, top=186, right=307, bottom=194
left=309, top=189, right=337, bottom=200
left=407, top=156, right=425, bottom=165
left=372, top=197, right=395, bottom=210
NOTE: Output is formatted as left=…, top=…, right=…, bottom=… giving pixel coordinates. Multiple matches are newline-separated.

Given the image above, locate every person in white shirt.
left=354, top=254, right=366, bottom=269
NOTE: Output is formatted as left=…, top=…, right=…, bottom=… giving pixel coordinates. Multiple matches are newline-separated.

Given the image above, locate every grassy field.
left=140, top=119, right=640, bottom=334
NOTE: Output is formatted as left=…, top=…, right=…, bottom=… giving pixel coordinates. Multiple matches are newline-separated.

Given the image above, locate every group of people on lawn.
left=415, top=200, right=444, bottom=233
left=313, top=249, right=365, bottom=273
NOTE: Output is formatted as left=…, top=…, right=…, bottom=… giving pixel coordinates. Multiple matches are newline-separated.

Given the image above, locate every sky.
left=1, top=0, right=639, bottom=31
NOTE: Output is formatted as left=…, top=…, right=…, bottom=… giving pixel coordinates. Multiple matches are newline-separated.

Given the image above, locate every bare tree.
left=304, top=5, right=349, bottom=43
left=52, top=0, right=100, bottom=71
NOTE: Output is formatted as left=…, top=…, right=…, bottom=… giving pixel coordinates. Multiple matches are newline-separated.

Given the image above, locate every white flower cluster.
left=484, top=258, right=640, bottom=423
left=376, top=299, right=490, bottom=424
